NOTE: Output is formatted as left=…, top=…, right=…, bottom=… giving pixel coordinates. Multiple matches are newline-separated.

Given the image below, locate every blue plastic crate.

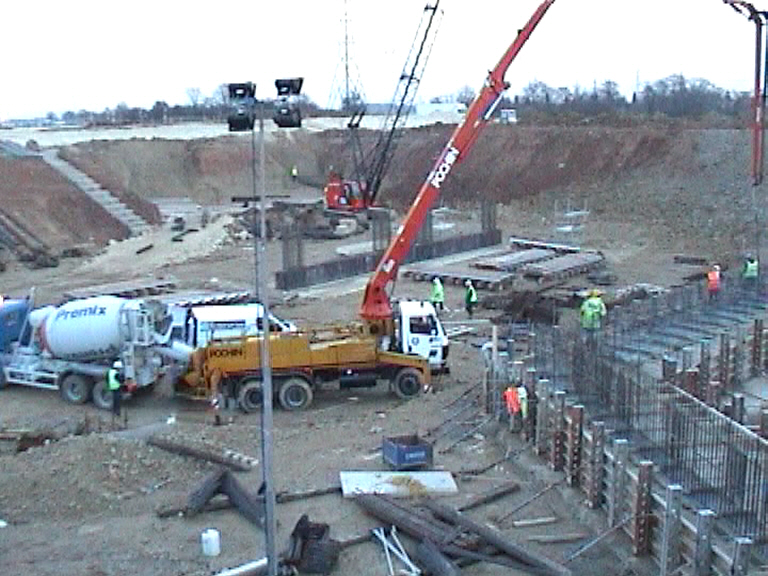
left=382, top=434, right=433, bottom=470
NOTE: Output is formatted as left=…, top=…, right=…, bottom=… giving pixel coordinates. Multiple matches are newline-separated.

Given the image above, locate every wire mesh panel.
left=528, top=319, right=768, bottom=545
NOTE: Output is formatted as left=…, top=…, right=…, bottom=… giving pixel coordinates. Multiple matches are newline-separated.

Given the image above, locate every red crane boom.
left=360, top=0, right=556, bottom=322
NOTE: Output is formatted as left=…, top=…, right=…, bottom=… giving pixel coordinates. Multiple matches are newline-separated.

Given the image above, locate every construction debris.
left=422, top=498, right=570, bottom=576
left=415, top=539, right=460, bottom=576
left=339, top=471, right=458, bottom=498
left=355, top=494, right=571, bottom=576
left=283, top=514, right=343, bottom=574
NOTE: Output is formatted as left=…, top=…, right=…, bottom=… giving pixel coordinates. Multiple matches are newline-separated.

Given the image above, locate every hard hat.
left=433, top=277, right=440, bottom=284
left=465, top=279, right=472, bottom=287
left=589, top=288, right=603, bottom=297
left=113, top=360, right=123, bottom=369
left=713, top=264, right=721, bottom=271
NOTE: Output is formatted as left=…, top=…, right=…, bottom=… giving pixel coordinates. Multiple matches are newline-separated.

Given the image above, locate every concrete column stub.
left=693, top=509, right=715, bottom=576
left=660, top=484, right=683, bottom=576
left=731, top=537, right=753, bottom=576
left=608, top=438, right=629, bottom=527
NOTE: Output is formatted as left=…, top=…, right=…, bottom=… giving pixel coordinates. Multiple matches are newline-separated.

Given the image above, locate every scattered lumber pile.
left=157, top=467, right=264, bottom=525
left=355, top=494, right=571, bottom=576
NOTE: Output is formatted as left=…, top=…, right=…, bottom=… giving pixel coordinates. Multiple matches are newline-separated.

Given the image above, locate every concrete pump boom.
left=360, top=0, right=556, bottom=323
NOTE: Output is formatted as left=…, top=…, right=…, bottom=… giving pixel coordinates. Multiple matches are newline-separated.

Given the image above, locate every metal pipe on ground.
left=214, top=558, right=268, bottom=576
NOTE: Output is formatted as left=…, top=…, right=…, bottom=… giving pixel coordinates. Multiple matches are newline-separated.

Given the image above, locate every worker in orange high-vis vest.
left=707, top=264, right=721, bottom=301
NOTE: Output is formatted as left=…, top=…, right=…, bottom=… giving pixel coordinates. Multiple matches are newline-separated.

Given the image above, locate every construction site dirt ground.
left=0, top=121, right=765, bottom=576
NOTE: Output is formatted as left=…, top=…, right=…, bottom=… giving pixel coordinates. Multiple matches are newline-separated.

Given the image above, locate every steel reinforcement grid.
left=519, top=278, right=768, bottom=550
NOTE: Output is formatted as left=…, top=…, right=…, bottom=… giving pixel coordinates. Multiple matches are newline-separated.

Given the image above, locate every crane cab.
left=323, top=173, right=370, bottom=213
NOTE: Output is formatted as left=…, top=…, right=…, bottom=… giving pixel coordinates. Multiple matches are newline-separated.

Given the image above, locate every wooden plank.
left=458, top=481, right=520, bottom=512
left=511, top=516, right=558, bottom=529
left=526, top=533, right=589, bottom=544
left=339, top=471, right=458, bottom=498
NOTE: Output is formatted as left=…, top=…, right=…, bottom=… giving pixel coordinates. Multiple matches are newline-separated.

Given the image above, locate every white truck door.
left=399, top=302, right=446, bottom=369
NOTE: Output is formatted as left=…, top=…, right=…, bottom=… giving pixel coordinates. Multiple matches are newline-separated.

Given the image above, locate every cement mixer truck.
left=0, top=294, right=191, bottom=409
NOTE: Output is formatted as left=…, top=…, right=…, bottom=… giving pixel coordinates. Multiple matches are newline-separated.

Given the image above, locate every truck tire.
left=393, top=368, right=423, bottom=399
left=59, top=373, right=93, bottom=404
left=278, top=377, right=313, bottom=411
left=238, top=378, right=263, bottom=413
left=92, top=380, right=113, bottom=410
left=0, top=364, right=6, bottom=390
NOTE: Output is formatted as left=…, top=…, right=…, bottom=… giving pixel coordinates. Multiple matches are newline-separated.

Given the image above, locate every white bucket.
left=201, top=528, right=221, bottom=557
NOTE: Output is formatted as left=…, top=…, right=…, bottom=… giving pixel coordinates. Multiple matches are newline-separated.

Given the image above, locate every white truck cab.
left=393, top=300, right=449, bottom=374
left=169, top=304, right=297, bottom=349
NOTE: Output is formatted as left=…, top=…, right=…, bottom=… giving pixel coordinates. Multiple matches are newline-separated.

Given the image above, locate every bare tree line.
left=45, top=74, right=751, bottom=128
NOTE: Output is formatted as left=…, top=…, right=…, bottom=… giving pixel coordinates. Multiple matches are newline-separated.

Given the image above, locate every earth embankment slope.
left=2, top=124, right=760, bottom=264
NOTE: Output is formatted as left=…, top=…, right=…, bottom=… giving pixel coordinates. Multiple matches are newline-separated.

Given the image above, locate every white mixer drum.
left=39, top=296, right=132, bottom=361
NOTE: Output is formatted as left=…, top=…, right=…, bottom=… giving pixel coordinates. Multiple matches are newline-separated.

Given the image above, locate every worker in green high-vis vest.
left=430, top=276, right=445, bottom=312
left=107, top=360, right=124, bottom=420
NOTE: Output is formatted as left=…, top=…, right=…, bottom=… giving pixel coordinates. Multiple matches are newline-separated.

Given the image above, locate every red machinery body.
left=324, top=173, right=370, bottom=213
left=360, top=0, right=556, bottom=322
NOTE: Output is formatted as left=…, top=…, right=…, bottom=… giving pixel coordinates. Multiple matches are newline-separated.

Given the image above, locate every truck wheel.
left=393, top=368, right=423, bottom=399
left=238, top=378, right=263, bottom=413
left=278, top=378, right=313, bottom=411
left=59, top=373, right=93, bottom=404
left=0, top=365, right=6, bottom=390
left=92, top=381, right=113, bottom=410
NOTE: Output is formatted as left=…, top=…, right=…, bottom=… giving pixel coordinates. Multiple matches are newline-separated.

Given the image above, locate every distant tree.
left=522, top=80, right=552, bottom=104
left=430, top=96, right=444, bottom=104
left=186, top=87, right=202, bottom=108
left=598, top=80, right=622, bottom=102
left=150, top=101, right=169, bottom=123
left=210, top=84, right=228, bottom=106
left=45, top=111, right=58, bottom=123
left=455, top=85, right=476, bottom=107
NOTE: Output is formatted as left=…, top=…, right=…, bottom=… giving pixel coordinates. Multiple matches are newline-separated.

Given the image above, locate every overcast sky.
left=3, top=0, right=768, bottom=120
